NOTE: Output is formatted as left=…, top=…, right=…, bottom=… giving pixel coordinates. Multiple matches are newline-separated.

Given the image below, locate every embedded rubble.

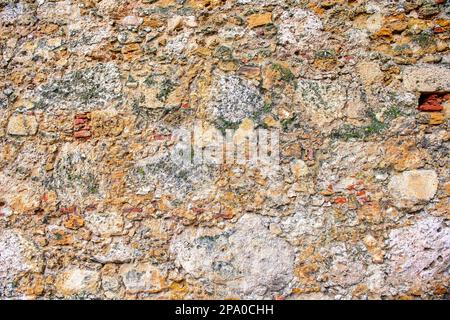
left=0, top=0, right=449, bottom=300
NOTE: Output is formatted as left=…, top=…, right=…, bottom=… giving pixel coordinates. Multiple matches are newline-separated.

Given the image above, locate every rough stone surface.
left=387, top=217, right=450, bottom=291
left=0, top=0, right=449, bottom=300
left=388, top=170, right=439, bottom=209
left=119, top=263, right=165, bottom=294
left=209, top=72, right=264, bottom=124
left=7, top=114, right=38, bottom=136
left=92, top=238, right=142, bottom=264
left=85, top=212, right=124, bottom=237
left=0, top=230, right=44, bottom=296
left=170, top=214, right=295, bottom=299
left=36, top=63, right=122, bottom=111
left=403, top=65, right=450, bottom=92
left=55, top=268, right=100, bottom=297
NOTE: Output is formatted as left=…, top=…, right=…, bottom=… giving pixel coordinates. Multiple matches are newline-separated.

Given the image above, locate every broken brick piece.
left=334, top=197, right=348, bottom=204
left=60, top=206, right=77, bottom=214
left=74, top=118, right=88, bottom=125
left=418, top=93, right=448, bottom=112
left=74, top=112, right=92, bottom=139
left=122, top=207, right=143, bottom=214
left=74, top=130, right=92, bottom=138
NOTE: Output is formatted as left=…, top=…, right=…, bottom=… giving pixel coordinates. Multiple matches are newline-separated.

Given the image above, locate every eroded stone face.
left=55, top=268, right=100, bottom=297
left=403, top=65, right=450, bottom=92
left=0, top=1, right=34, bottom=25
left=85, top=212, right=124, bottom=237
left=0, top=230, right=44, bottom=296
left=295, top=79, right=350, bottom=129
left=92, top=238, right=142, bottom=264
left=119, top=263, right=165, bottom=294
left=128, top=151, right=218, bottom=200
left=35, top=63, right=122, bottom=111
left=170, top=214, right=295, bottom=299
left=325, top=242, right=368, bottom=288
left=0, top=0, right=449, bottom=300
left=45, top=143, right=106, bottom=203
left=387, top=217, right=450, bottom=290
left=209, top=72, right=264, bottom=124
left=277, top=8, right=323, bottom=50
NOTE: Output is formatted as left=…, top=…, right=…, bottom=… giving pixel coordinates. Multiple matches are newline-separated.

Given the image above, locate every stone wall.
left=0, top=0, right=449, bottom=299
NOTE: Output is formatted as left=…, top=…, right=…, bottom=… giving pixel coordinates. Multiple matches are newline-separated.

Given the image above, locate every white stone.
left=167, top=16, right=183, bottom=32
left=93, top=238, right=142, bottom=264
left=122, top=15, right=143, bottom=27
left=403, top=65, right=450, bottom=92
left=387, top=217, right=450, bottom=288
left=278, top=8, right=323, bottom=48
left=0, top=230, right=44, bottom=294
left=56, top=268, right=100, bottom=296
left=7, top=114, right=38, bottom=136
left=85, top=212, right=124, bottom=237
left=184, top=16, right=198, bottom=28
left=388, top=170, right=438, bottom=209
left=366, top=13, right=383, bottom=33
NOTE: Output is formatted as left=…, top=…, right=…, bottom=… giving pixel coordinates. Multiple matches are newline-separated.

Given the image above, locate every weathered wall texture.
left=0, top=0, right=449, bottom=300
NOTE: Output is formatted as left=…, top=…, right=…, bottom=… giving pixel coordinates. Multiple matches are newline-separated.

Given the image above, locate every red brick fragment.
left=150, top=133, right=171, bottom=141
left=358, top=196, right=370, bottom=204
left=419, top=94, right=444, bottom=112
left=60, top=206, right=77, bottom=214
left=356, top=190, right=366, bottom=196
left=122, top=207, right=143, bottom=213
left=334, top=197, right=348, bottom=204
left=74, top=130, right=92, bottom=138
left=74, top=113, right=92, bottom=139
left=74, top=118, right=88, bottom=125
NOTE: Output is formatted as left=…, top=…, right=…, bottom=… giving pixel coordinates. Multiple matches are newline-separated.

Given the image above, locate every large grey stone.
left=208, top=72, right=263, bottom=124
left=36, top=63, right=122, bottom=111
left=170, top=214, right=295, bottom=299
